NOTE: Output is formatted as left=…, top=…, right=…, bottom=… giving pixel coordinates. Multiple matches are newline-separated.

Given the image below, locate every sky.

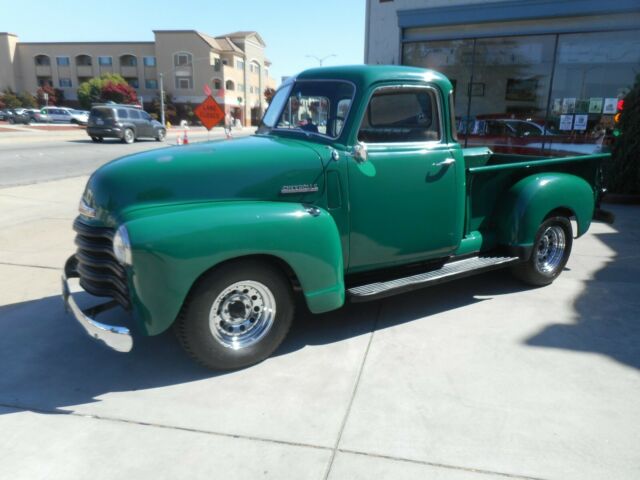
left=0, top=0, right=366, bottom=85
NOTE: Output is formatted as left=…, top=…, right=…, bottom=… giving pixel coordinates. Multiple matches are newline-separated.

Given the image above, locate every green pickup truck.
left=62, top=65, right=610, bottom=370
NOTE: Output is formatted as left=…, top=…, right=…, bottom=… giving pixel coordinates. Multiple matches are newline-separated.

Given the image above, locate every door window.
left=116, top=109, right=129, bottom=119
left=358, top=87, right=441, bottom=143
left=128, top=109, right=141, bottom=119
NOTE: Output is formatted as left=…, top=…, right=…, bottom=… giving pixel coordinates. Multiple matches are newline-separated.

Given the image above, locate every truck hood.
left=84, top=135, right=326, bottom=224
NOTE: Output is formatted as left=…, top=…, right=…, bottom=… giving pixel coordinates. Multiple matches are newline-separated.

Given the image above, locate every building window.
left=56, top=56, right=70, bottom=66
left=75, top=54, right=92, bottom=66
left=250, top=62, right=260, bottom=74
left=145, top=79, right=158, bottom=89
left=34, top=55, right=51, bottom=66
left=174, top=52, right=192, bottom=67
left=59, top=78, right=72, bottom=87
left=37, top=76, right=52, bottom=87
left=143, top=56, right=156, bottom=67
left=214, top=79, right=222, bottom=90
left=222, top=59, right=229, bottom=66
left=126, top=78, right=139, bottom=89
left=120, top=55, right=137, bottom=67
left=175, top=77, right=193, bottom=89
left=214, top=58, right=221, bottom=71
left=78, top=77, right=92, bottom=85
left=402, top=29, right=640, bottom=155
left=226, top=80, right=235, bottom=91
left=98, top=56, right=112, bottom=66
left=236, top=59, right=245, bottom=70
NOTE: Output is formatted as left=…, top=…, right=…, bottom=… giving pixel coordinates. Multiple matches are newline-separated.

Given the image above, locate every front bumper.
left=61, top=260, right=133, bottom=352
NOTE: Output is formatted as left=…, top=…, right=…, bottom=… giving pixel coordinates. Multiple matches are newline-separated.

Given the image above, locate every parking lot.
left=0, top=162, right=638, bottom=478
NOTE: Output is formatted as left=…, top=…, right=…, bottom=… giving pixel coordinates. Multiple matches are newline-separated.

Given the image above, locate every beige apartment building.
left=0, top=30, right=276, bottom=125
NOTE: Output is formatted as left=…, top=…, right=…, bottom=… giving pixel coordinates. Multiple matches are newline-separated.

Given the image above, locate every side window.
left=117, top=108, right=129, bottom=119
left=128, top=109, right=141, bottom=119
left=141, top=111, right=151, bottom=121
left=358, top=87, right=440, bottom=143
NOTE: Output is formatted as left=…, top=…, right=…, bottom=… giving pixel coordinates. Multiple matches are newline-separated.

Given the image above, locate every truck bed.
left=461, top=147, right=609, bottom=238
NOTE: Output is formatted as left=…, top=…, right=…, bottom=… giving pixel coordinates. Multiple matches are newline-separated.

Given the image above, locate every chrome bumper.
left=61, top=269, right=133, bottom=353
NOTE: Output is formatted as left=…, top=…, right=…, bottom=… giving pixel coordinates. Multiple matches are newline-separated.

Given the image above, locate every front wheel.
left=512, top=216, right=573, bottom=286
left=175, top=261, right=294, bottom=370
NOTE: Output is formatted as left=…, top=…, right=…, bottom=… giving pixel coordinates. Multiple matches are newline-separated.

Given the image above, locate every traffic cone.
left=183, top=129, right=189, bottom=145
left=176, top=135, right=183, bottom=145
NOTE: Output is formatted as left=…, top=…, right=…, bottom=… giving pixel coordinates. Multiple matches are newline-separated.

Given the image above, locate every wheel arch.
left=124, top=201, right=346, bottom=336
left=495, top=172, right=595, bottom=249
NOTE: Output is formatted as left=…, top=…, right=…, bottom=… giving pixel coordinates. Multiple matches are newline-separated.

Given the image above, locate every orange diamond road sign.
left=194, top=95, right=225, bottom=131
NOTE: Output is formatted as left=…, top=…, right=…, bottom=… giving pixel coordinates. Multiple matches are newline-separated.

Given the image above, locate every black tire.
left=91, top=136, right=99, bottom=142
left=155, top=128, right=166, bottom=141
left=97, top=136, right=104, bottom=142
left=8, top=117, right=14, bottom=124
left=175, top=260, right=294, bottom=370
left=122, top=128, right=135, bottom=144
left=512, top=216, right=573, bottom=286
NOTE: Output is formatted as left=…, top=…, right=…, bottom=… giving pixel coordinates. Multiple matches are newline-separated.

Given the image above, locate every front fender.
left=125, top=201, right=344, bottom=335
left=495, top=173, right=595, bottom=249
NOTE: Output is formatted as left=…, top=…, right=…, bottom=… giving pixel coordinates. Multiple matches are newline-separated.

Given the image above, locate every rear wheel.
left=175, top=260, right=294, bottom=370
left=90, top=136, right=99, bottom=142
left=122, top=128, right=135, bottom=144
left=155, top=128, right=166, bottom=141
left=512, top=216, right=573, bottom=286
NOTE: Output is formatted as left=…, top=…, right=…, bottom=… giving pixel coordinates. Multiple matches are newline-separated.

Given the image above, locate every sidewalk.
left=0, top=177, right=639, bottom=479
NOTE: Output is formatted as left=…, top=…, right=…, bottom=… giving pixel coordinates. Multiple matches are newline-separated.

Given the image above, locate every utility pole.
left=159, top=73, right=165, bottom=126
left=306, top=54, right=337, bottom=66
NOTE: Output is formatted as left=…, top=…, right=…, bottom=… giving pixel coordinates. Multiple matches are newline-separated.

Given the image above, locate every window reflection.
left=402, top=29, right=640, bottom=156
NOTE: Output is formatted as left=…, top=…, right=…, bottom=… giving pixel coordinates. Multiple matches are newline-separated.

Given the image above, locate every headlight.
left=113, top=225, right=132, bottom=265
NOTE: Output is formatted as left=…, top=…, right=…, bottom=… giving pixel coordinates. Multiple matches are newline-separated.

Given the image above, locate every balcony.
left=35, top=65, right=52, bottom=76
left=120, top=65, right=138, bottom=78
left=76, top=65, right=93, bottom=77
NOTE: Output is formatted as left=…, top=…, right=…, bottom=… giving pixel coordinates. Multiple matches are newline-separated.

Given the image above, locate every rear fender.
left=125, top=201, right=344, bottom=335
left=495, top=173, right=595, bottom=250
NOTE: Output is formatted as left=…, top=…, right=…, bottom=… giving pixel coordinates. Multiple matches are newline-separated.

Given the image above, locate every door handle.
left=433, top=158, right=455, bottom=168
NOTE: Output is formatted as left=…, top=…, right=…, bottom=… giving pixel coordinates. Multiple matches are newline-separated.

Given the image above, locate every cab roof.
left=294, top=65, right=452, bottom=92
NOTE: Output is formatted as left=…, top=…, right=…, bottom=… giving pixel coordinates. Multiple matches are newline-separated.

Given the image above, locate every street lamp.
left=306, top=54, right=337, bottom=66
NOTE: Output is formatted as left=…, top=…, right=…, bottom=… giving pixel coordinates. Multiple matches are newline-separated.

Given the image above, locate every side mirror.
left=350, top=142, right=368, bottom=163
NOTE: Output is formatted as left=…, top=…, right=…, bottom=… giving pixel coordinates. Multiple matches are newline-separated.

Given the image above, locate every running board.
left=347, top=255, right=520, bottom=302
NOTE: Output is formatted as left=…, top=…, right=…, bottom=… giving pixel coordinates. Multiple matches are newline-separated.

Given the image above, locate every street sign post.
left=194, top=95, right=225, bottom=132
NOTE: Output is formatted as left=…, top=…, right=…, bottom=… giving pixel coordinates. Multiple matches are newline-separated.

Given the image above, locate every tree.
left=77, top=73, right=136, bottom=109
left=18, top=91, right=38, bottom=108
left=264, top=87, right=276, bottom=105
left=100, top=81, right=138, bottom=105
left=1, top=88, right=22, bottom=109
left=608, top=75, right=640, bottom=194
left=36, top=84, right=64, bottom=106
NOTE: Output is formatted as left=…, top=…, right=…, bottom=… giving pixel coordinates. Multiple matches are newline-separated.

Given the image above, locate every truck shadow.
left=0, top=270, right=523, bottom=416
left=525, top=205, right=640, bottom=370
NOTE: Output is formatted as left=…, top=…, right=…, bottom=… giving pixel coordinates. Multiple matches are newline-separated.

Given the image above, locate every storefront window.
left=466, top=35, right=555, bottom=154
left=403, top=39, right=473, bottom=139
left=545, top=30, right=640, bottom=155
left=402, top=29, right=640, bottom=156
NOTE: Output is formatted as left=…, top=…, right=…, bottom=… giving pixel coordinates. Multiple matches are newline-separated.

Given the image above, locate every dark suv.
left=87, top=104, right=166, bottom=144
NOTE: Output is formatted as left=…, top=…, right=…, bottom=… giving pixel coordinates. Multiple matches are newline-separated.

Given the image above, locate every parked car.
left=62, top=65, right=611, bottom=370
left=7, top=108, right=31, bottom=125
left=41, top=106, right=88, bottom=125
left=86, top=104, right=166, bottom=143
left=26, top=109, right=49, bottom=123
left=0, top=109, right=11, bottom=121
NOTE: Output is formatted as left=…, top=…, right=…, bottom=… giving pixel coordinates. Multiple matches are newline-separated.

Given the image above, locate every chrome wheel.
left=209, top=280, right=276, bottom=350
left=535, top=225, right=566, bottom=275
left=123, top=129, right=134, bottom=144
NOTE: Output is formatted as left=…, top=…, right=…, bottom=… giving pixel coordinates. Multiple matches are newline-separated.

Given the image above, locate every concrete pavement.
left=0, top=176, right=639, bottom=479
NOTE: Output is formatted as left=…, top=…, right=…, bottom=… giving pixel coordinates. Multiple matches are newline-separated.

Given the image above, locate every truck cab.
left=62, top=65, right=609, bottom=370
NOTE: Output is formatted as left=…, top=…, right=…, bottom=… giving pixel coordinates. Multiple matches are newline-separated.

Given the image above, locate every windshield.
left=258, top=80, right=355, bottom=139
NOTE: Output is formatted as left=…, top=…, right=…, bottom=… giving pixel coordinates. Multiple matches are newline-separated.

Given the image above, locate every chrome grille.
left=73, top=218, right=130, bottom=309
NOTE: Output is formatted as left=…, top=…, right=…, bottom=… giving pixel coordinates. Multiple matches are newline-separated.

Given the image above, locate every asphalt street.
left=0, top=127, right=250, bottom=188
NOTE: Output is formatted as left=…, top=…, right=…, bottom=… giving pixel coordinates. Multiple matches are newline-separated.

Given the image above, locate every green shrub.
left=608, top=75, right=640, bottom=194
